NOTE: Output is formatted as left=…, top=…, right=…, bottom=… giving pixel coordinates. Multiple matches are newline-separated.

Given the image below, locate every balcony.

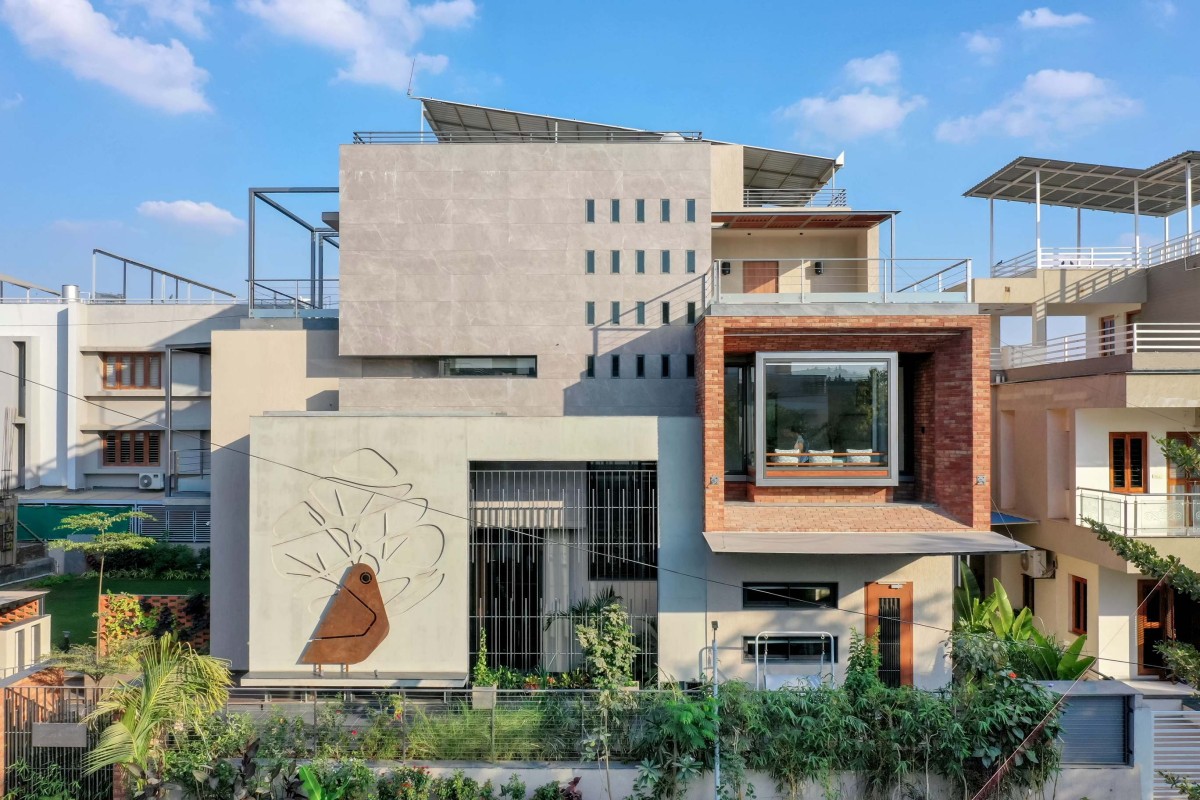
left=250, top=278, right=340, bottom=318
left=708, top=257, right=972, bottom=306
left=1078, top=487, right=1200, bottom=537
left=742, top=188, right=848, bottom=209
left=992, top=322, right=1200, bottom=371
left=991, top=231, right=1200, bottom=278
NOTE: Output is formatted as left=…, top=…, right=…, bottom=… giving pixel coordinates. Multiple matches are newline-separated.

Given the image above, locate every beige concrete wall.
left=713, top=229, right=875, bottom=294
left=337, top=142, right=712, bottom=416
left=209, top=326, right=363, bottom=670
left=1140, top=254, right=1200, bottom=323
left=709, top=143, right=744, bottom=211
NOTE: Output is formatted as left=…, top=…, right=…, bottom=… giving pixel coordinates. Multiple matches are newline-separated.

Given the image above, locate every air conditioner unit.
left=138, top=472, right=165, bottom=491
left=1020, top=549, right=1055, bottom=579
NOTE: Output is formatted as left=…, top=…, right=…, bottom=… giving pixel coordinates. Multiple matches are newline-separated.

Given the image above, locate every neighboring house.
left=210, top=98, right=1024, bottom=690
left=971, top=152, right=1200, bottom=680
left=0, top=589, right=50, bottom=678
left=0, top=254, right=246, bottom=549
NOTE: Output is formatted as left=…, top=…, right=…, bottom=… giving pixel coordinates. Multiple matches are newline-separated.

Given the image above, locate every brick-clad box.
left=0, top=598, right=43, bottom=627
left=696, top=313, right=991, bottom=534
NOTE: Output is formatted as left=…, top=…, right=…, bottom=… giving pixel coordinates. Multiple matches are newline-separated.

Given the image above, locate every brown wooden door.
left=742, top=261, right=779, bottom=293
left=864, top=582, right=913, bottom=686
left=1137, top=579, right=1172, bottom=676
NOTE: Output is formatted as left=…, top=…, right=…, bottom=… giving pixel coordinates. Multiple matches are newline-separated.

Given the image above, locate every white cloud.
left=782, top=89, right=926, bottom=140
left=936, top=69, right=1140, bottom=143
left=964, top=31, right=1002, bottom=60
left=0, top=0, right=210, bottom=113
left=1017, top=7, right=1093, bottom=28
left=137, top=200, right=242, bottom=233
left=1144, top=0, right=1177, bottom=24
left=117, top=0, right=212, bottom=37
left=0, top=91, right=22, bottom=109
left=238, top=0, right=477, bottom=91
left=844, top=51, right=900, bottom=86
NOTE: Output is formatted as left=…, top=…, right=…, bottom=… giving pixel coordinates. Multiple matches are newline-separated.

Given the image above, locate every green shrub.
left=433, top=770, right=479, bottom=800
left=378, top=765, right=435, bottom=800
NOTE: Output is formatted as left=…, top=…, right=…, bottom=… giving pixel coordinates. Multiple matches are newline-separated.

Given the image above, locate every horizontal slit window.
left=743, top=636, right=838, bottom=663
left=438, top=357, right=537, bottom=377
left=743, top=582, right=838, bottom=609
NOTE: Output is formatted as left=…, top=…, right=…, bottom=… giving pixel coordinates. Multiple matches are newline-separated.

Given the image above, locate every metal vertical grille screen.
left=470, top=467, right=658, bottom=682
left=3, top=686, right=111, bottom=800
left=878, top=596, right=902, bottom=688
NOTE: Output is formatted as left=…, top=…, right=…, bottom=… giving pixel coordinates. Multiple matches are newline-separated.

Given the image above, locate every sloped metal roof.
left=417, top=98, right=841, bottom=190
left=964, top=151, right=1200, bottom=217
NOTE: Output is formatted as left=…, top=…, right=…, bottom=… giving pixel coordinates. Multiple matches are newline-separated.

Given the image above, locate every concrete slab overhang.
left=702, top=530, right=1031, bottom=555
left=995, top=359, right=1200, bottom=406
left=973, top=268, right=1147, bottom=308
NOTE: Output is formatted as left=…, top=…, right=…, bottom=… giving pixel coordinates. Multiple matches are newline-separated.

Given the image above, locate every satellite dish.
left=660, top=132, right=685, bottom=142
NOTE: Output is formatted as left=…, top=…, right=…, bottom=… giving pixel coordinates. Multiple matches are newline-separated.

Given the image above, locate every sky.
left=0, top=0, right=1196, bottom=320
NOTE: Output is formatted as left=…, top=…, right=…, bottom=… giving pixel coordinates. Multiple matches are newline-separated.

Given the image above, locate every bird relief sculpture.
left=271, top=447, right=446, bottom=666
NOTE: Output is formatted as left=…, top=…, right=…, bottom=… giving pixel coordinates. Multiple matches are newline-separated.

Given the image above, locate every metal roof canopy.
left=703, top=530, right=1031, bottom=555
left=965, top=152, right=1200, bottom=217
left=417, top=98, right=841, bottom=191
left=713, top=210, right=894, bottom=230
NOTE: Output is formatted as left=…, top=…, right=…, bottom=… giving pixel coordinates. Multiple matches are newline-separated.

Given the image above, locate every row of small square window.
left=585, top=198, right=697, bottom=224
left=585, top=300, right=698, bottom=326
left=585, top=250, right=697, bottom=274
left=586, top=353, right=696, bottom=379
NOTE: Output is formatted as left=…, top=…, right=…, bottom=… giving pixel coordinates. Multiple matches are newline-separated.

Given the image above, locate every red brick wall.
left=0, top=599, right=41, bottom=626
left=696, top=314, right=991, bottom=533
left=98, top=594, right=209, bottom=654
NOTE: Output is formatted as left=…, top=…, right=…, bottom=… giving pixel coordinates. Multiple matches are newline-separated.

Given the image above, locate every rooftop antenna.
left=406, top=58, right=424, bottom=137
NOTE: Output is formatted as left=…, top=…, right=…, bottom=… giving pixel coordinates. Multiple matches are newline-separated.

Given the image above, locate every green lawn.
left=33, top=577, right=209, bottom=647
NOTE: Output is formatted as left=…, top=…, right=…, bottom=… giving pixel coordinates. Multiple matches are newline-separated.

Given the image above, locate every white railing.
left=1078, top=488, right=1200, bottom=537
left=991, top=231, right=1200, bottom=277
left=1153, top=710, right=1200, bottom=799
left=742, top=188, right=849, bottom=208
left=709, top=257, right=972, bottom=305
left=993, top=322, right=1200, bottom=370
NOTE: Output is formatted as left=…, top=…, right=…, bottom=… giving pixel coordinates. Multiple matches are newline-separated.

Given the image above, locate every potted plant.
left=471, top=628, right=498, bottom=709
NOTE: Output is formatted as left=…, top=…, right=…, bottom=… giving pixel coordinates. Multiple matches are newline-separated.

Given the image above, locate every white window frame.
left=754, top=351, right=899, bottom=487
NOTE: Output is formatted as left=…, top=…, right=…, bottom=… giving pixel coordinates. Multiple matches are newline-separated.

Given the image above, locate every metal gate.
left=2, top=686, right=111, bottom=800
left=1153, top=710, right=1200, bottom=799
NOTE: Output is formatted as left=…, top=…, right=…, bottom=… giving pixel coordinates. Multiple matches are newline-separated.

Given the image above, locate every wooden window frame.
left=102, top=353, right=162, bottom=390
left=101, top=431, right=161, bottom=467
left=1136, top=579, right=1173, bottom=676
left=1070, top=575, right=1088, bottom=635
left=1109, top=432, right=1148, bottom=494
left=1125, top=310, right=1141, bottom=351
left=1099, top=315, right=1116, bottom=357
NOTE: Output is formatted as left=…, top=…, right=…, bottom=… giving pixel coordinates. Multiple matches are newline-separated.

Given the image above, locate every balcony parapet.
left=707, top=257, right=972, bottom=307
left=1078, top=487, right=1200, bottom=538
left=991, top=231, right=1200, bottom=278
left=742, top=188, right=848, bottom=209
left=991, top=322, right=1200, bottom=371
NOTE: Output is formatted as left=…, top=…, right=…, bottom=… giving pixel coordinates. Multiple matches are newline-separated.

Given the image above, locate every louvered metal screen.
left=1058, top=694, right=1131, bottom=766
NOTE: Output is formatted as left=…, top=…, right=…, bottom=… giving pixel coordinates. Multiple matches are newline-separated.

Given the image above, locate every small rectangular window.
left=743, top=582, right=838, bottom=609
left=611, top=301, right=621, bottom=325
left=636, top=302, right=646, bottom=325
left=661, top=251, right=671, bottom=274
left=1100, top=315, right=1116, bottom=356
left=610, top=199, right=620, bottom=223
left=1070, top=575, right=1088, bottom=634
left=635, top=355, right=645, bottom=378
left=585, top=302, right=595, bottom=325
left=686, top=250, right=696, bottom=273
left=636, top=250, right=645, bottom=274
left=585, top=250, right=595, bottom=274
left=635, top=199, right=645, bottom=223
left=687, top=302, right=697, bottom=324
left=742, top=636, right=838, bottom=664
left=661, top=355, right=671, bottom=378
left=611, top=250, right=621, bottom=274
left=586, top=355, right=595, bottom=378
left=585, top=199, right=595, bottom=223
left=103, top=353, right=163, bottom=390
left=686, top=199, right=697, bottom=222
left=1110, top=432, right=1147, bottom=493
left=101, top=431, right=161, bottom=466
left=611, top=354, right=620, bottom=378
left=686, top=354, right=695, bottom=377
left=661, top=301, right=670, bottom=324
left=438, top=357, right=537, bottom=377
left=660, top=199, right=670, bottom=222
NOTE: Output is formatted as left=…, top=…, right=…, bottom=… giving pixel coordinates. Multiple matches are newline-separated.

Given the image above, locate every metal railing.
left=1077, top=487, right=1200, bottom=537
left=130, top=504, right=211, bottom=544
left=92, top=248, right=236, bottom=303
left=992, top=322, right=1200, bottom=370
left=991, top=231, right=1200, bottom=277
left=0, top=276, right=59, bottom=302
left=250, top=279, right=340, bottom=314
left=1153, top=710, right=1200, bottom=799
left=709, top=257, right=972, bottom=305
left=742, top=188, right=849, bottom=208
left=353, top=130, right=704, bottom=144
left=172, top=448, right=211, bottom=477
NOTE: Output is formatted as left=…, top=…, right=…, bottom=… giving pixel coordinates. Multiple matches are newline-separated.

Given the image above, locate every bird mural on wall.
left=271, top=448, right=446, bottom=667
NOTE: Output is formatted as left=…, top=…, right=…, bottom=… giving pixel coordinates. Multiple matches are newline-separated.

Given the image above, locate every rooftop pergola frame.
left=246, top=187, right=339, bottom=314
left=965, top=151, right=1198, bottom=272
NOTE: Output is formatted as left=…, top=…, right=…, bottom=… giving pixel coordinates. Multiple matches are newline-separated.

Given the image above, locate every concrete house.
left=971, top=152, right=1200, bottom=681
left=211, top=99, right=1024, bottom=689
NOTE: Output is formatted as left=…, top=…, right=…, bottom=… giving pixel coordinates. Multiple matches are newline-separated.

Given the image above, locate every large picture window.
left=755, top=352, right=897, bottom=486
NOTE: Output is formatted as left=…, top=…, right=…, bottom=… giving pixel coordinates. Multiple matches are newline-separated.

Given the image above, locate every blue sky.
left=0, top=0, right=1195, bottom=313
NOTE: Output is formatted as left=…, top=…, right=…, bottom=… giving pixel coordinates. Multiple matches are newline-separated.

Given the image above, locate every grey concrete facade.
left=337, top=142, right=712, bottom=416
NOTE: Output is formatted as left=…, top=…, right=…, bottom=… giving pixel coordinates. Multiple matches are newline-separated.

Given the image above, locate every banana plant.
left=1021, top=629, right=1096, bottom=680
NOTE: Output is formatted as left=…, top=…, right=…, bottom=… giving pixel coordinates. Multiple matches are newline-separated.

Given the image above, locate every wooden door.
left=865, top=582, right=913, bottom=686
left=1137, top=580, right=1172, bottom=676
left=742, top=261, right=779, bottom=293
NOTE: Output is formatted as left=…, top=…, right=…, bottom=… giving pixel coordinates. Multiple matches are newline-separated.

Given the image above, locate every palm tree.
left=84, top=635, right=231, bottom=796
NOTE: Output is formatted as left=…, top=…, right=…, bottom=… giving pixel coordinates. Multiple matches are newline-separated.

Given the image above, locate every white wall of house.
left=1074, top=407, right=1196, bottom=495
